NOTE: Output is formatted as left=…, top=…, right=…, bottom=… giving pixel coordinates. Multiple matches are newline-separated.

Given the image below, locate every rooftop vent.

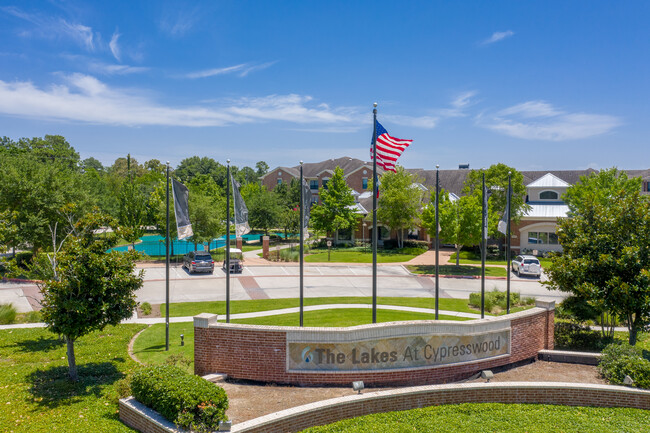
left=459, top=164, right=470, bottom=169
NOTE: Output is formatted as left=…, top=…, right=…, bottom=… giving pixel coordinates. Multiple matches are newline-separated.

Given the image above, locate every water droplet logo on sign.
left=301, top=347, right=313, bottom=363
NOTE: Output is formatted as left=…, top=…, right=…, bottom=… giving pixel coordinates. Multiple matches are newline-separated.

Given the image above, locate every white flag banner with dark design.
left=483, top=182, right=492, bottom=240
left=232, top=176, right=251, bottom=237
left=497, top=185, right=510, bottom=235
left=301, top=178, right=313, bottom=238
left=172, top=178, right=193, bottom=240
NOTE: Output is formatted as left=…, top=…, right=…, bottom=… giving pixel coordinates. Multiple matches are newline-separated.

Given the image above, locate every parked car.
left=183, top=251, right=215, bottom=274
left=512, top=255, right=541, bottom=278
left=223, top=258, right=243, bottom=273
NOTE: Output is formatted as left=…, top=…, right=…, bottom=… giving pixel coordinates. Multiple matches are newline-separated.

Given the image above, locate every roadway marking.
left=238, top=276, right=269, bottom=300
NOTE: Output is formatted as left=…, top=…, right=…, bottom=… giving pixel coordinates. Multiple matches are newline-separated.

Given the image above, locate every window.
left=540, top=190, right=559, bottom=200
left=528, top=231, right=558, bottom=245
left=646, top=181, right=650, bottom=192
left=310, top=179, right=318, bottom=190
left=277, top=178, right=282, bottom=185
left=362, top=177, right=368, bottom=189
left=322, top=178, right=329, bottom=189
left=380, top=226, right=390, bottom=240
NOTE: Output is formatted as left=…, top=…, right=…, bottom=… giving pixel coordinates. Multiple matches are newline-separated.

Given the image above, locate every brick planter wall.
left=194, top=301, right=555, bottom=386
left=119, top=383, right=650, bottom=433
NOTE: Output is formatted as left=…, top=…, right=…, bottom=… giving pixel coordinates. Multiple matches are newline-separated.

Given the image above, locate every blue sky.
left=1, top=1, right=648, bottom=171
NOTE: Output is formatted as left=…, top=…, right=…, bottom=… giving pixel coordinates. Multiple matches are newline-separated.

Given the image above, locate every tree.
left=462, top=164, right=529, bottom=239
left=186, top=179, right=225, bottom=249
left=255, top=161, right=269, bottom=177
left=40, top=211, right=143, bottom=380
left=375, top=167, right=424, bottom=248
left=310, top=166, right=359, bottom=238
left=175, top=156, right=225, bottom=186
left=82, top=157, right=104, bottom=173
left=421, top=191, right=481, bottom=265
left=117, top=180, right=148, bottom=245
left=247, top=187, right=283, bottom=235
left=544, top=169, right=650, bottom=345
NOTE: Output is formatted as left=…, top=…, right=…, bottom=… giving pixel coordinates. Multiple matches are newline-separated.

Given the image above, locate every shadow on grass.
left=27, top=362, right=124, bottom=408
left=13, top=336, right=65, bottom=353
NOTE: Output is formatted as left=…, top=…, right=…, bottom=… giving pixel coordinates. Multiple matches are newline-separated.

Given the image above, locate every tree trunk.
left=455, top=245, right=461, bottom=267
left=66, top=338, right=78, bottom=381
left=628, top=313, right=641, bottom=346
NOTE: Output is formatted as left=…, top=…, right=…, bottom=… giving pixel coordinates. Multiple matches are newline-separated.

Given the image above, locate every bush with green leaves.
left=599, top=343, right=650, bottom=389
left=554, top=321, right=611, bottom=351
left=130, top=364, right=228, bottom=432
left=140, top=302, right=152, bottom=316
left=0, top=303, right=17, bottom=324
left=468, top=289, right=534, bottom=314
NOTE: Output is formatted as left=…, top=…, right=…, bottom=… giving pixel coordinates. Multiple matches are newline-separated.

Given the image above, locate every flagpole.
left=226, top=160, right=231, bottom=323
left=481, top=170, right=486, bottom=319
left=435, top=164, right=440, bottom=320
left=506, top=171, right=512, bottom=314
left=299, top=161, right=304, bottom=327
left=372, top=102, right=378, bottom=324
left=165, top=161, right=170, bottom=351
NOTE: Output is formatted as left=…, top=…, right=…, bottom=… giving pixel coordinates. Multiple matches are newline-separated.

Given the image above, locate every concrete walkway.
left=0, top=303, right=483, bottom=329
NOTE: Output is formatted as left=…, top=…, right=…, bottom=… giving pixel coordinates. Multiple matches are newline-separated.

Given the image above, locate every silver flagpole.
left=165, top=161, right=170, bottom=351
left=299, top=161, right=304, bottom=327
left=481, top=170, right=486, bottom=319
left=226, top=160, right=231, bottom=323
left=372, top=103, right=378, bottom=324
left=506, top=171, right=512, bottom=314
left=435, top=164, right=440, bottom=320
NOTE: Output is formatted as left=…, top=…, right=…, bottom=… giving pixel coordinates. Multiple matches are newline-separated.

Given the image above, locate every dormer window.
left=540, top=190, right=559, bottom=200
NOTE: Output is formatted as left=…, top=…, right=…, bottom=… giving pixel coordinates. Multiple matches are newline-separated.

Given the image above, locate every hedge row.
left=130, top=365, right=228, bottom=432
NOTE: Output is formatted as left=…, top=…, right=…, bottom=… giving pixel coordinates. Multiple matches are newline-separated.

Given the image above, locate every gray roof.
left=263, top=156, right=383, bottom=180
left=524, top=202, right=569, bottom=218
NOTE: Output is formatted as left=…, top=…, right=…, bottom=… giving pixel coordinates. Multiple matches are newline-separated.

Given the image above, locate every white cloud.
left=0, top=75, right=358, bottom=127
left=185, top=61, right=277, bottom=79
left=437, top=90, right=478, bottom=118
left=60, top=20, right=94, bottom=50
left=185, top=64, right=247, bottom=79
left=382, top=114, right=437, bottom=129
left=158, top=4, right=202, bottom=37
left=109, top=31, right=121, bottom=61
left=88, top=62, right=149, bottom=75
left=482, top=30, right=514, bottom=45
left=478, top=100, right=622, bottom=141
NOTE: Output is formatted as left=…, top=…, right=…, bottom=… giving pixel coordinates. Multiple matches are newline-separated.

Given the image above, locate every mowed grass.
left=408, top=264, right=507, bottom=277
left=0, top=324, right=146, bottom=433
left=304, top=249, right=422, bottom=263
left=166, top=296, right=482, bottom=318
left=133, top=309, right=469, bottom=369
left=300, top=402, right=650, bottom=432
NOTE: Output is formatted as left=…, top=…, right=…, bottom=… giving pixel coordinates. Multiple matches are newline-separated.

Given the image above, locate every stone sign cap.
left=194, top=313, right=219, bottom=328
left=535, top=300, right=555, bottom=310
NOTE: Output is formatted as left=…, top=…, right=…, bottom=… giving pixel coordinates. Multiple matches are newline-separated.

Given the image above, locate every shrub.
left=140, top=302, right=152, bottom=316
left=17, top=310, right=42, bottom=323
left=403, top=240, right=430, bottom=249
left=382, top=239, right=398, bottom=249
left=130, top=365, right=228, bottom=432
left=599, top=343, right=650, bottom=389
left=0, top=303, right=17, bottom=325
left=554, top=322, right=611, bottom=351
left=468, top=289, right=533, bottom=314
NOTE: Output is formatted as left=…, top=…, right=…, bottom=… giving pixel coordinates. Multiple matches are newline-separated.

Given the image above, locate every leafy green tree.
left=40, top=211, right=143, bottom=380
left=247, top=187, right=283, bottom=235
left=375, top=167, right=424, bottom=248
left=0, top=152, right=92, bottom=251
left=422, top=191, right=481, bottom=265
left=544, top=169, right=650, bottom=345
left=187, top=180, right=225, bottom=250
left=462, top=164, right=529, bottom=239
left=255, top=161, right=269, bottom=177
left=310, top=166, right=359, bottom=238
left=118, top=180, right=148, bottom=245
left=81, top=157, right=104, bottom=173
left=175, top=156, right=224, bottom=185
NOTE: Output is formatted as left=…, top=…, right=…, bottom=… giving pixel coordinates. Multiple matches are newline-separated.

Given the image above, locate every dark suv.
left=183, top=251, right=215, bottom=274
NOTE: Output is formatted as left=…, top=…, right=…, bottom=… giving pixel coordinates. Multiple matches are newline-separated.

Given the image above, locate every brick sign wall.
left=194, top=301, right=554, bottom=386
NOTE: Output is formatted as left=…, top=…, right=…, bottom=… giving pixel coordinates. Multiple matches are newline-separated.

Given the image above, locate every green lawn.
left=0, top=324, right=146, bottom=432
left=408, top=264, right=507, bottom=277
left=165, top=296, right=482, bottom=317
left=301, top=402, right=650, bottom=432
left=304, top=249, right=422, bottom=263
left=133, top=309, right=469, bottom=370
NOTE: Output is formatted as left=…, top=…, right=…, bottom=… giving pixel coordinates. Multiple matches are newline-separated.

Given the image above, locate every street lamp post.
left=363, top=222, right=367, bottom=251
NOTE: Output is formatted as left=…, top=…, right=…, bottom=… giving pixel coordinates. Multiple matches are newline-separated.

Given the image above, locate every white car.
left=512, top=255, right=541, bottom=278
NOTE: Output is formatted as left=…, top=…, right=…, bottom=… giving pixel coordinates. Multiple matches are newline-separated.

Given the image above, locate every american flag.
left=371, top=121, right=412, bottom=172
